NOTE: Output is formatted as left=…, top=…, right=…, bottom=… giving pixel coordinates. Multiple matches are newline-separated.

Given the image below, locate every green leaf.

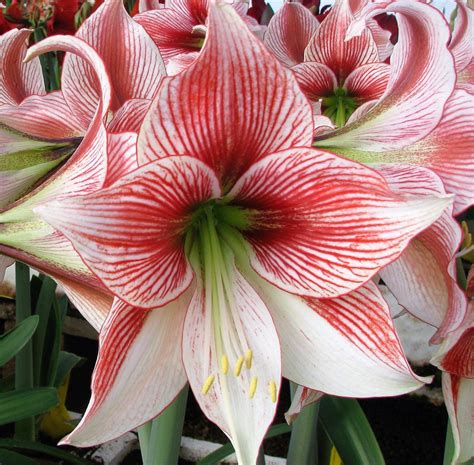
left=0, top=388, right=58, bottom=426
left=0, top=448, right=40, bottom=465
left=0, top=315, right=39, bottom=367
left=196, top=423, right=291, bottom=465
left=53, top=351, right=83, bottom=388
left=0, top=439, right=94, bottom=465
left=319, top=396, right=385, bottom=465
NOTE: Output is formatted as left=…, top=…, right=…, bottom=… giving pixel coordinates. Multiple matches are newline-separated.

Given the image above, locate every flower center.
left=322, top=87, right=357, bottom=127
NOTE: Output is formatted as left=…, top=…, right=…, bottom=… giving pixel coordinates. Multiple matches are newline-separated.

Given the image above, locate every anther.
left=269, top=381, right=277, bottom=403
left=221, top=355, right=229, bottom=375
left=234, top=356, right=244, bottom=376
left=245, top=349, right=253, bottom=369
left=201, top=375, right=215, bottom=395
left=249, top=376, right=258, bottom=399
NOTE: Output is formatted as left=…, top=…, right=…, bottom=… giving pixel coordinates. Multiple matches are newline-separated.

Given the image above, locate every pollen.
left=221, top=355, right=229, bottom=375
left=269, top=381, right=277, bottom=403
left=234, top=356, right=244, bottom=376
left=201, top=375, right=215, bottom=395
left=245, top=349, right=253, bottom=369
left=248, top=376, right=258, bottom=399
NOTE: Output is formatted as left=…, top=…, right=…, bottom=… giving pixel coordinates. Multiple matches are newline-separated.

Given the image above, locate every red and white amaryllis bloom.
left=314, top=0, right=474, bottom=215
left=264, top=0, right=391, bottom=126
left=135, top=0, right=265, bottom=74
left=37, top=4, right=452, bottom=464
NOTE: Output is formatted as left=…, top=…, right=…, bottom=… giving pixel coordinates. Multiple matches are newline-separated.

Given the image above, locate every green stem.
left=137, top=422, right=152, bottom=465
left=443, top=420, right=455, bottom=465
left=287, top=383, right=319, bottom=465
left=141, top=385, right=189, bottom=465
left=14, top=262, right=35, bottom=441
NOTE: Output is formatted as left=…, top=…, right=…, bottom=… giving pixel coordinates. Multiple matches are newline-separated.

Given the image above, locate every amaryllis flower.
left=135, top=0, right=265, bottom=74
left=315, top=0, right=474, bottom=215
left=36, top=4, right=452, bottom=463
left=264, top=0, right=392, bottom=126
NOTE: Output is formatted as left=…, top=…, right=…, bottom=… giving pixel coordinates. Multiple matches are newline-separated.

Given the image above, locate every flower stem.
left=140, top=385, right=189, bottom=465
left=443, top=419, right=455, bottom=465
left=14, top=262, right=35, bottom=441
left=287, top=383, right=319, bottom=465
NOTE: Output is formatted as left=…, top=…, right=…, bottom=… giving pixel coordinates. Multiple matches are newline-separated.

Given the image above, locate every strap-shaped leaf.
left=0, top=448, right=40, bottom=465
left=53, top=351, right=83, bottom=388
left=0, top=388, right=58, bottom=426
left=0, top=315, right=39, bottom=367
left=319, top=396, right=385, bottom=465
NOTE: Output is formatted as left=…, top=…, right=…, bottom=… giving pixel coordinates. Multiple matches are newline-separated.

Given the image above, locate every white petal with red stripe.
left=138, top=3, right=313, bottom=185
left=36, top=157, right=221, bottom=309
left=264, top=2, right=319, bottom=67
left=243, top=264, right=428, bottom=396
left=104, top=132, right=138, bottom=187
left=228, top=148, right=452, bottom=298
left=344, top=62, right=390, bottom=102
left=62, top=295, right=189, bottom=446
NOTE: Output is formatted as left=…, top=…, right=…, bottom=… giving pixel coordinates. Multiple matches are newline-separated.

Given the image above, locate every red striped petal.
left=229, top=148, right=452, bottom=298
left=0, top=91, right=85, bottom=140
left=245, top=266, right=429, bottom=396
left=36, top=157, right=221, bottom=309
left=104, top=132, right=138, bottom=187
left=62, top=295, right=189, bottom=446
left=183, top=256, right=281, bottom=465
left=138, top=3, right=313, bottom=187
left=285, top=386, right=323, bottom=423
left=264, top=2, right=320, bottom=67
left=108, top=99, right=151, bottom=134
left=292, top=62, right=337, bottom=100
left=135, top=8, right=203, bottom=62
left=376, top=164, right=467, bottom=341
left=317, top=1, right=456, bottom=150
left=63, top=0, right=165, bottom=118
left=344, top=62, right=390, bottom=102
left=304, top=0, right=378, bottom=82
left=167, top=51, right=200, bottom=75
left=0, top=29, right=45, bottom=106
left=450, top=0, right=474, bottom=74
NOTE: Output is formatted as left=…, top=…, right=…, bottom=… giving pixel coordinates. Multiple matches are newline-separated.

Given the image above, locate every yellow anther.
left=201, top=375, right=215, bottom=395
left=245, top=349, right=253, bottom=369
left=269, top=381, right=277, bottom=403
left=221, top=355, right=229, bottom=375
left=234, top=356, right=244, bottom=376
left=248, top=376, right=258, bottom=399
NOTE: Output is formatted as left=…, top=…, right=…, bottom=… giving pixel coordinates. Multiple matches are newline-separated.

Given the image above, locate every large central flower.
left=36, top=3, right=451, bottom=465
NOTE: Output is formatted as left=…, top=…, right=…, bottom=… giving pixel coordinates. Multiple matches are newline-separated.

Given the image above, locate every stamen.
left=201, top=374, right=215, bottom=395
left=248, top=376, right=258, bottom=399
left=234, top=356, right=244, bottom=376
left=269, top=381, right=277, bottom=403
left=245, top=349, right=253, bottom=369
left=221, top=355, right=229, bottom=375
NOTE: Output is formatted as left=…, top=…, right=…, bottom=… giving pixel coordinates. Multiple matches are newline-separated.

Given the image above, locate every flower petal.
left=344, top=62, right=390, bottom=102
left=36, top=157, right=221, bottom=309
left=104, top=132, right=138, bottom=187
left=107, top=99, right=151, bottom=134
left=331, top=90, right=474, bottom=215
left=0, top=91, right=85, bottom=139
left=243, top=264, right=428, bottom=396
left=285, top=386, right=323, bottom=424
left=62, top=0, right=164, bottom=124
left=292, top=62, right=337, bottom=100
left=138, top=2, right=313, bottom=185
left=135, top=8, right=202, bottom=62
left=167, top=51, right=200, bottom=75
left=264, top=2, right=319, bottom=67
left=0, top=29, right=45, bottom=106
left=61, top=295, right=189, bottom=446
left=449, top=0, right=474, bottom=74
left=229, top=148, right=452, bottom=298
left=442, top=374, right=474, bottom=465
left=183, top=249, right=281, bottom=465
left=316, top=1, right=456, bottom=150
left=52, top=274, right=112, bottom=332
left=304, top=0, right=378, bottom=82
left=375, top=164, right=466, bottom=341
